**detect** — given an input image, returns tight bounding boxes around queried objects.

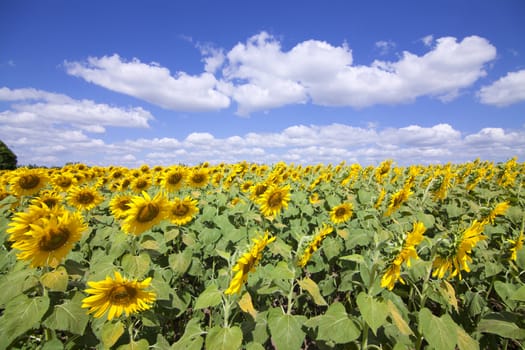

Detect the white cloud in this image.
[64,33,497,115]
[421,35,434,47]
[65,54,230,111]
[478,69,525,106]
[375,40,396,55]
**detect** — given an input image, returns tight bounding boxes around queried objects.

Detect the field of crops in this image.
[0,158,524,349]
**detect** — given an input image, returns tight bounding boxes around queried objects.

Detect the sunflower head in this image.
[188,168,210,188]
[161,167,187,192]
[67,186,104,211]
[257,184,291,217]
[121,191,168,235]
[330,203,353,224]
[9,168,48,196]
[167,196,199,225]
[82,271,156,320]
[110,194,133,220]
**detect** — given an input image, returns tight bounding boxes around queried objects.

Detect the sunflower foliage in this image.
[0,159,524,350]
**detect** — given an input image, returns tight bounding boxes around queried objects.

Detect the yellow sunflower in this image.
[121,191,168,235]
[9,168,48,196]
[12,210,87,268]
[67,186,104,211]
[225,232,276,295]
[188,167,210,188]
[51,172,77,192]
[329,202,353,224]
[32,190,63,209]
[167,196,199,225]
[109,194,133,220]
[297,224,333,267]
[6,203,61,242]
[130,175,152,194]
[82,271,156,320]
[161,166,187,192]
[257,184,291,217]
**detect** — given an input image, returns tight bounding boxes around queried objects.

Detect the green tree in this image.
[0,140,17,170]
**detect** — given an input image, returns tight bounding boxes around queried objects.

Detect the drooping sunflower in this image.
[82,271,156,320]
[385,186,413,216]
[167,196,199,225]
[257,184,291,217]
[297,224,333,267]
[161,166,187,192]
[431,220,486,280]
[380,222,426,290]
[9,168,48,196]
[109,194,133,220]
[508,229,524,261]
[67,186,104,211]
[121,191,168,235]
[12,210,87,268]
[483,201,510,225]
[225,232,276,295]
[329,202,353,224]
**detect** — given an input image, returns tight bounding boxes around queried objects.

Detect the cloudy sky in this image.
[1,0,524,167]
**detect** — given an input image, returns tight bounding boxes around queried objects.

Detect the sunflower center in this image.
[335,207,347,217]
[137,203,160,223]
[255,185,267,196]
[39,228,69,251]
[267,192,283,207]
[172,204,189,217]
[118,200,131,211]
[57,178,72,188]
[167,173,182,185]
[136,180,149,189]
[43,198,59,208]
[19,175,41,189]
[109,285,137,305]
[77,192,95,204]
[191,174,205,184]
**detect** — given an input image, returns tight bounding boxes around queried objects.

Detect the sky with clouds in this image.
[1,0,524,167]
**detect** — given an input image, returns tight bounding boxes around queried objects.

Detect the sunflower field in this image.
[0,158,524,350]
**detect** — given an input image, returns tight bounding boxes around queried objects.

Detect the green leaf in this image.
[171,318,204,350]
[356,292,388,335]
[267,308,306,350]
[117,338,149,350]
[121,253,151,279]
[387,300,413,336]
[204,326,243,350]
[194,283,222,309]
[510,285,525,302]
[297,277,327,306]
[41,266,69,292]
[304,302,360,344]
[477,318,525,340]
[418,308,458,350]
[415,212,435,229]
[245,342,265,350]
[269,261,295,280]
[456,325,479,350]
[101,321,125,348]
[0,294,50,349]
[169,248,193,275]
[339,254,365,264]
[43,292,89,335]
[0,267,39,307]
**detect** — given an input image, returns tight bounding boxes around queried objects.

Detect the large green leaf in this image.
[194,283,222,309]
[117,339,149,350]
[304,302,360,344]
[121,252,151,279]
[204,326,242,350]
[40,266,69,292]
[42,292,89,335]
[171,318,204,350]
[267,308,306,350]
[0,267,39,307]
[477,318,525,340]
[418,308,458,350]
[169,248,193,275]
[100,321,125,349]
[0,294,50,349]
[356,292,388,335]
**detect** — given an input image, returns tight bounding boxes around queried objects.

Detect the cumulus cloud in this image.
[65,54,230,111]
[478,69,525,106]
[64,32,497,115]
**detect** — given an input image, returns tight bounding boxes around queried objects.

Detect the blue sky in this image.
[1,0,524,167]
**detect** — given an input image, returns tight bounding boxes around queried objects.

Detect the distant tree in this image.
[0,140,17,170]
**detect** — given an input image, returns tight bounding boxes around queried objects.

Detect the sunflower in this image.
[257,184,291,217]
[385,186,413,216]
[130,175,152,194]
[297,224,333,267]
[32,190,63,209]
[508,229,524,261]
[225,232,276,295]
[161,166,187,192]
[67,186,104,211]
[51,172,77,192]
[188,167,210,188]
[167,196,199,225]
[329,202,353,224]
[109,194,133,220]
[6,203,61,242]
[9,168,48,196]
[483,201,510,225]
[12,210,87,268]
[250,183,269,201]
[82,271,156,320]
[121,191,168,235]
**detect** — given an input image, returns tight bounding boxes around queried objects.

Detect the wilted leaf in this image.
[41,266,68,292]
[238,292,257,319]
[387,300,414,336]
[297,277,327,306]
